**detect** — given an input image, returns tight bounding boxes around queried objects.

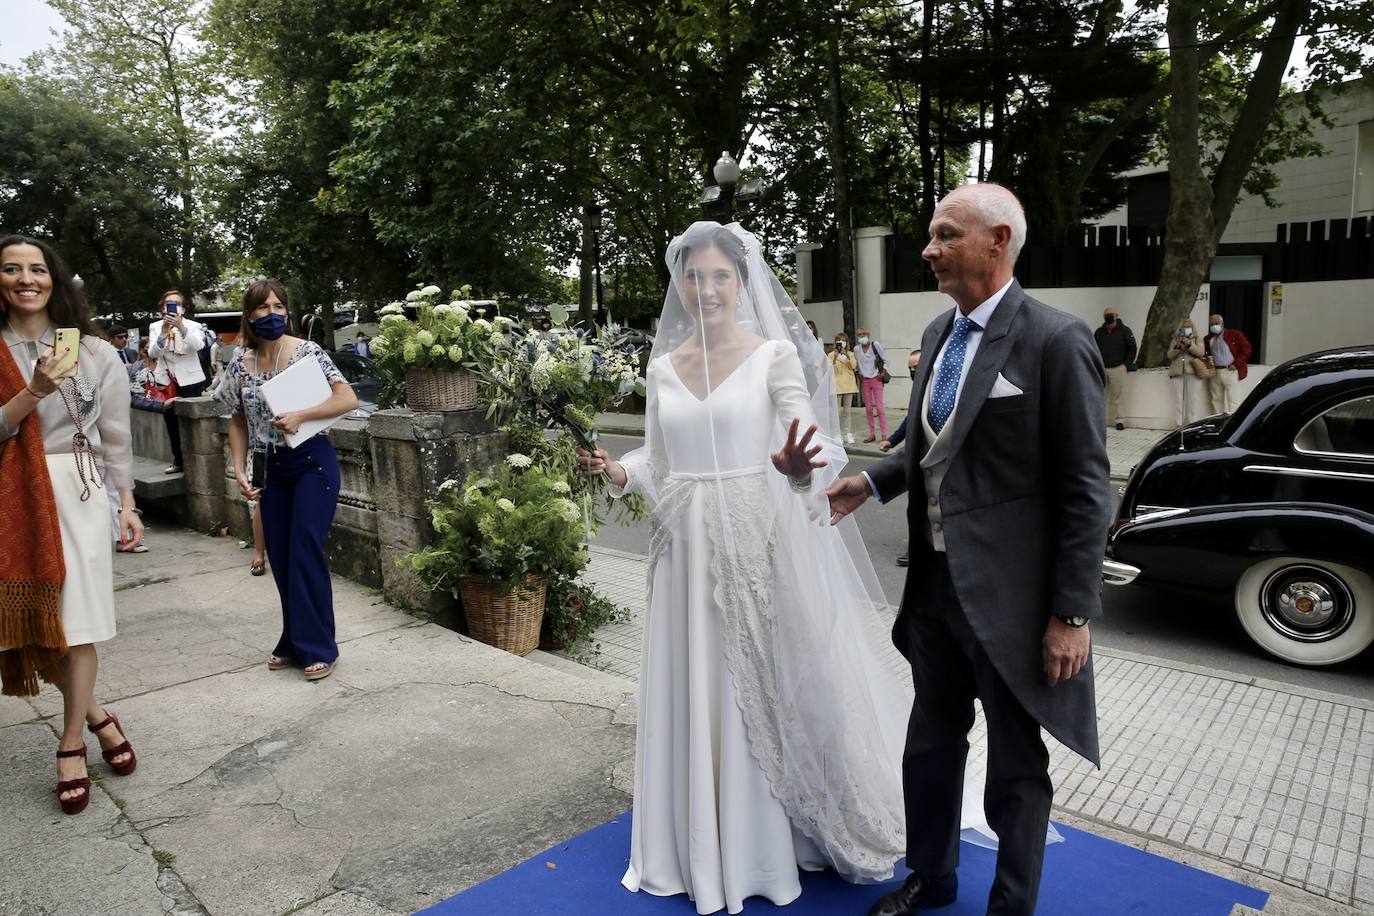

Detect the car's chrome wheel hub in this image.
[1260,565,1355,643]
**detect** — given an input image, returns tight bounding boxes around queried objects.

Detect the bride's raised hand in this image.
[771,417,828,482]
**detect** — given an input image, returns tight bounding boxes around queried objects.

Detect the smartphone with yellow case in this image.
[51,328,80,378]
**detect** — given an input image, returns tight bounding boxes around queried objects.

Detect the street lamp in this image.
[699,150,764,225]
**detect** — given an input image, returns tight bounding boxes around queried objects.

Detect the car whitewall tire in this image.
[1234,557,1374,666]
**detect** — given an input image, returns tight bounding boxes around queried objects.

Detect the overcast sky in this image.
[1,0,67,68]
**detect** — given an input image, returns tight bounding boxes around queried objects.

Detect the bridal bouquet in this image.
[484,312,646,449]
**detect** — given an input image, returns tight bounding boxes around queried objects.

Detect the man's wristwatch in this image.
[1056,615,1089,628]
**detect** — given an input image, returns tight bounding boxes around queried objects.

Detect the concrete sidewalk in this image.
[1,526,636,916]
[598,410,1164,483]
[2,523,1368,915]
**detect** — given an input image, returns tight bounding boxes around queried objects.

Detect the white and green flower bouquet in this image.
[484,307,646,449]
[369,284,515,407]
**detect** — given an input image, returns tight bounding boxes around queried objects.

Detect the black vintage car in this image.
[1104,346,1374,667]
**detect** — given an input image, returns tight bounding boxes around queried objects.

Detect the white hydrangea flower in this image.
[430,344,445,359]
[439,478,459,492]
[420,284,442,297]
[473,318,491,330]
[380,302,405,315]
[370,338,388,355]
[433,303,452,316]
[447,344,463,362]
[493,316,516,327]
[506,453,533,469]
[550,480,572,495]
[381,313,407,325]
[416,330,435,348]
[405,289,423,302]
[557,498,581,523]
[403,342,419,362]
[530,352,556,393]
[489,331,504,345]
[495,497,516,513]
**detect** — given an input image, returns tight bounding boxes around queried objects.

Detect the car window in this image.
[1295,395,1374,458]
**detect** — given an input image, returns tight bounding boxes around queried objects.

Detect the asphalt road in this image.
[593,433,1374,703]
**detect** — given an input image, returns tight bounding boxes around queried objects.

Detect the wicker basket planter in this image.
[459,573,547,656]
[406,367,478,410]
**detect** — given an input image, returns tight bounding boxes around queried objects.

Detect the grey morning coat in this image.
[868,280,1112,766]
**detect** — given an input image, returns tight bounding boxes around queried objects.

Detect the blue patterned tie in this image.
[928,316,976,434]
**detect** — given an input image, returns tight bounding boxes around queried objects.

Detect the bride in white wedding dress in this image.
[578,222,1000,915]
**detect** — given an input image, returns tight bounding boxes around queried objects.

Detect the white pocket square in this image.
[989,373,1023,398]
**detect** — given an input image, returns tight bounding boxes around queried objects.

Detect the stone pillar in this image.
[368,408,507,627]
[854,226,893,339]
[793,242,822,305]
[175,396,235,536]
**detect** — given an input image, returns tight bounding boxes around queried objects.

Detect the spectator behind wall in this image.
[147,290,207,474]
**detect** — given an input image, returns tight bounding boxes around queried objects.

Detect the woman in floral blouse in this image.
[216,279,356,681]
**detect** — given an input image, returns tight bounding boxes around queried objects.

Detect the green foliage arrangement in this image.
[543,573,631,659]
[369,284,515,405]
[407,456,588,594]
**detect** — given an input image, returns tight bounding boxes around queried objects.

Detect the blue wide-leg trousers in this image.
[260,436,340,666]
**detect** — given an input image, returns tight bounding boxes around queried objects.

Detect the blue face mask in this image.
[253,313,288,340]
[1209,324,1222,335]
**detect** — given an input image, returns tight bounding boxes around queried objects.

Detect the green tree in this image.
[0,73,183,321]
[209,0,415,334]
[40,0,229,298]
[1137,0,1374,366]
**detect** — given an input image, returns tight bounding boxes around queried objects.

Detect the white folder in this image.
[258,354,342,448]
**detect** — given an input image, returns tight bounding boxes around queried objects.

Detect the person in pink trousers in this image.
[854,326,889,442]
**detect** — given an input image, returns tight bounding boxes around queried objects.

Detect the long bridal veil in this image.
[617,222,1008,883]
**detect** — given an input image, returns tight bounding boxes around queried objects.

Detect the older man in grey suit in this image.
[827,183,1111,916]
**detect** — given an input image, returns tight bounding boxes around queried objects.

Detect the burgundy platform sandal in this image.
[89,711,137,776]
[55,745,92,815]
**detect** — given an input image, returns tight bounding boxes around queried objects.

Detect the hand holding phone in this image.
[51,328,80,379]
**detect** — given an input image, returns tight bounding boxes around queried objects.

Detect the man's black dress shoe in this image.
[896,552,909,567]
[868,871,957,915]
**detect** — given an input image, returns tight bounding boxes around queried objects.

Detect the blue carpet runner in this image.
[419,815,1269,915]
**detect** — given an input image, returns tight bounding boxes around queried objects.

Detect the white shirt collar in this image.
[962,277,1015,330]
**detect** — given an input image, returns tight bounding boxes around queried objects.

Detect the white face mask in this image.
[1209,324,1222,334]
[835,340,846,350]
[1180,327,1193,337]
[857,336,870,346]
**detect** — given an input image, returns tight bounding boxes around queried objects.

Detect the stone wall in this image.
[169,397,506,627]
[129,406,174,464]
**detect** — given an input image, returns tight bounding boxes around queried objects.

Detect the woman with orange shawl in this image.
[0,236,143,815]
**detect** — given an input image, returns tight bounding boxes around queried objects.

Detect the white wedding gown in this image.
[615,341,996,915]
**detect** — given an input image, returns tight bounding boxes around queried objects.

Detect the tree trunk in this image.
[579,202,596,326]
[1139,0,1309,366]
[827,15,857,339]
[1139,0,1213,368]
[1208,0,1309,243]
[917,0,936,229]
